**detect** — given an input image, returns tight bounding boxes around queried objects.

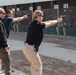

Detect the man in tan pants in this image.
[23,10,63,75]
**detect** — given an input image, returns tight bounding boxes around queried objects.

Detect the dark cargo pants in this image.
[0,47,10,75]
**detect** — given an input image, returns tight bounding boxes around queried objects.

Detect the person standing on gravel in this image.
[4,9,28,38]
[0,8,11,75]
[22,10,63,75]
[1,9,28,72]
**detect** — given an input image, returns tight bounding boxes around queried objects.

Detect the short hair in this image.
[0,8,5,14]
[6,9,12,14]
[32,10,43,20]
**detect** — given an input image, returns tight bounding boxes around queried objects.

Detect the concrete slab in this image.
[39,42,76,63]
[8,39,24,51]
[8,39,76,63]
[0,69,27,75]
[12,69,27,75]
[0,64,27,75]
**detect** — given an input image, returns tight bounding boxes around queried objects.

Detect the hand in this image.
[57,18,63,23]
[5,46,10,51]
[23,15,28,19]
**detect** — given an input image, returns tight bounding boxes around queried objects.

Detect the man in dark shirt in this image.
[4,9,27,38]
[3,15,13,38]
[1,9,27,72]
[23,10,63,75]
[0,8,11,75]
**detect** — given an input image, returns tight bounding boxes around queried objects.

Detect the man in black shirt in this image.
[23,10,63,75]
[0,8,10,75]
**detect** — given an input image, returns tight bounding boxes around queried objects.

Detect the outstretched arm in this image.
[12,15,28,22]
[42,18,63,28]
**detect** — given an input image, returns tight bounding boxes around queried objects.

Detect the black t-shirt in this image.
[25,20,45,51]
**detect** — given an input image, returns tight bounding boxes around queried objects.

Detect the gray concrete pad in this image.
[8,39,24,51]
[39,42,76,63]
[8,39,76,63]
[0,69,27,75]
[11,69,27,75]
[0,64,27,75]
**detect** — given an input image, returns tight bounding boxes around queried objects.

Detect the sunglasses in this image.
[2,13,5,14]
[0,12,5,14]
[39,15,44,17]
[41,15,44,17]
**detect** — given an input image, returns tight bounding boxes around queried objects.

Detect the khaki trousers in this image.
[22,43,42,75]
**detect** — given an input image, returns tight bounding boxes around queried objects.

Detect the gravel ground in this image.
[9,31,76,75]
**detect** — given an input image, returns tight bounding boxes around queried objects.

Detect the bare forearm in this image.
[50,20,58,25]
[13,15,27,22]
[44,20,57,28]
[17,17,24,21]
[13,17,24,22]
[45,18,63,28]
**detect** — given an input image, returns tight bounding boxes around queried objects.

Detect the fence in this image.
[12,8,76,37]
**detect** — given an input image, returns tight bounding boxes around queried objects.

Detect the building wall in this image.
[17,1,51,10]
[1,0,76,11]
[59,0,76,9]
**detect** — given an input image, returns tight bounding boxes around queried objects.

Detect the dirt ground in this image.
[10,32,76,75]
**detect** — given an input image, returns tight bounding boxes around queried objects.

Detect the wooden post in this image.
[54,4,59,38]
[13,24,16,32]
[13,5,20,32]
[16,24,19,32]
[56,25,59,38]
[63,26,66,38]
[13,5,17,32]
